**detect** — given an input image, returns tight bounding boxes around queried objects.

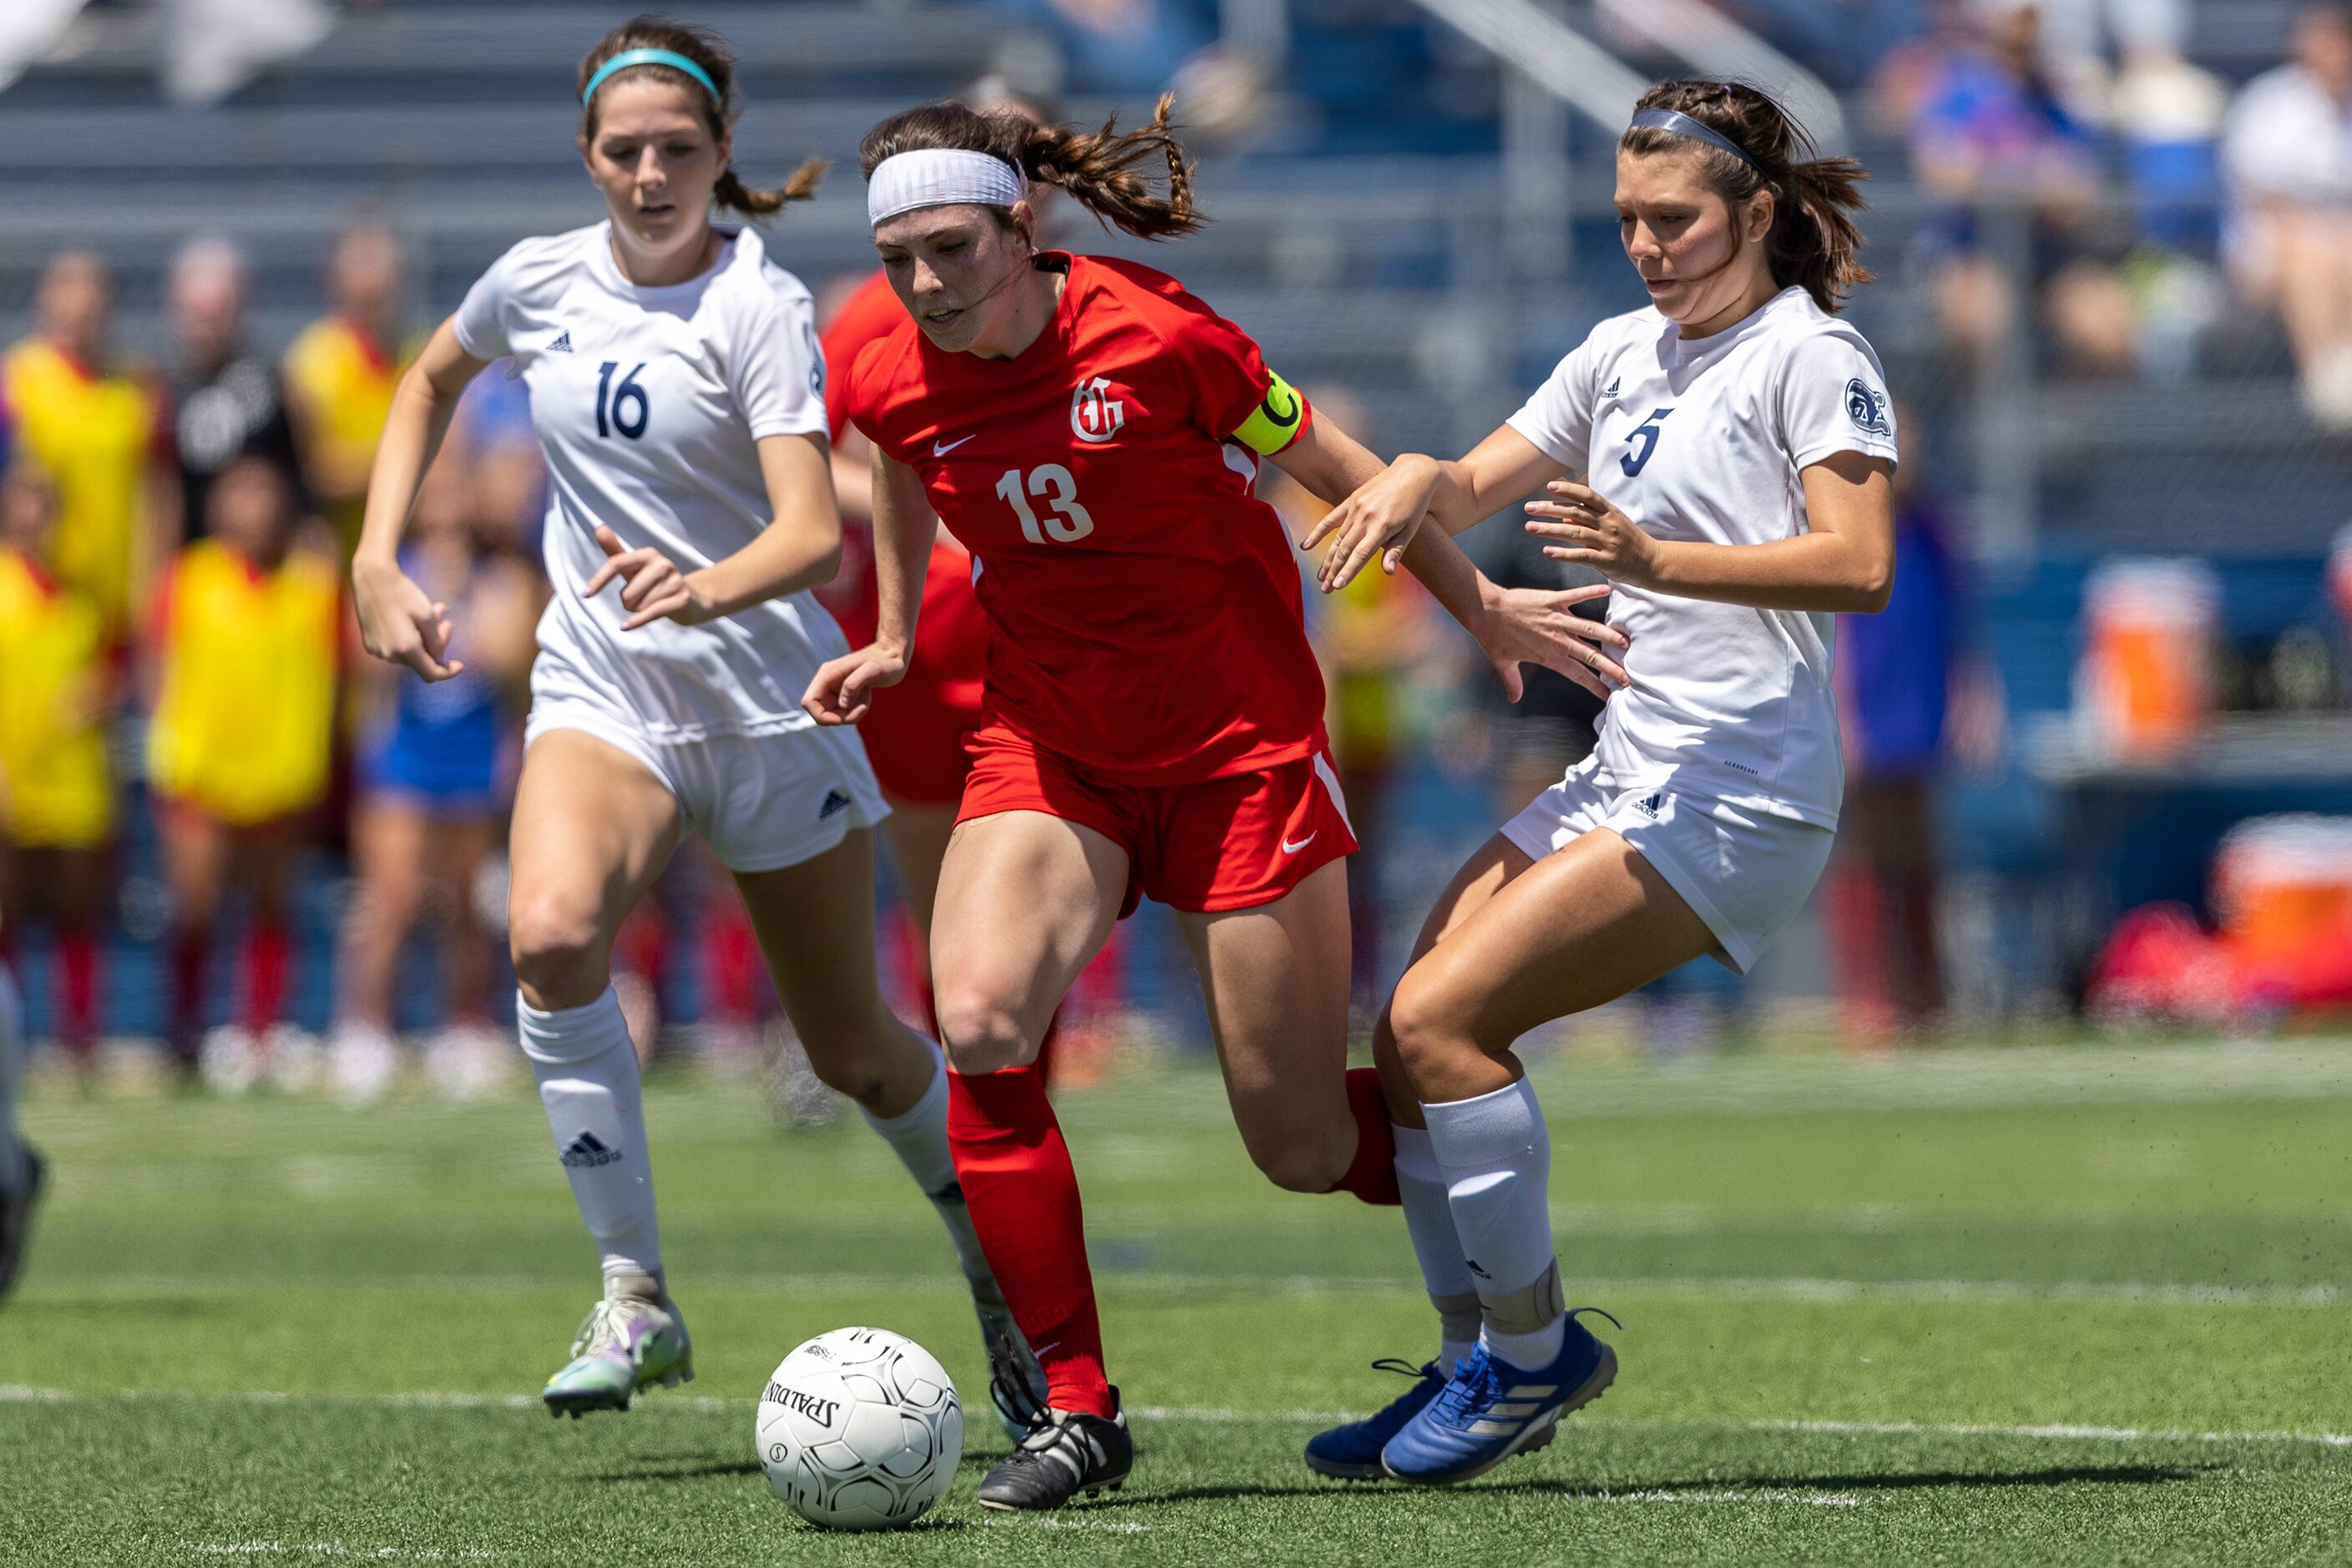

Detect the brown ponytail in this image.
[578,16,825,220]
[858,94,1204,240]
[1621,79,1871,312]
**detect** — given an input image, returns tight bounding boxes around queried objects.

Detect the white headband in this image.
[867,148,1028,226]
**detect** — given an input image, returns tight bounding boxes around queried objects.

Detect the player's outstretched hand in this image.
[584,525,717,631]
[1524,481,1661,589]
[352,554,465,682]
[1475,581,1631,703]
[1303,456,1440,593]
[802,642,908,727]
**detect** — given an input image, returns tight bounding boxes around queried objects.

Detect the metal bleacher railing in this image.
[2,1,2346,567]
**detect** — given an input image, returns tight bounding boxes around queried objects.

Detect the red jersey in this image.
[846,253,1318,785]
[820,270,990,802]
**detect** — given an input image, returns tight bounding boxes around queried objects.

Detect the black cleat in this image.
[977,1393,1134,1510]
[0,1147,45,1302]
[974,1282,1050,1441]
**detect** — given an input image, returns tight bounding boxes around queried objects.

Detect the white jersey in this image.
[1506,286,1899,828]
[453,221,842,742]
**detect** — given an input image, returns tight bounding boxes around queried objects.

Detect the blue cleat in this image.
[1304,1358,1448,1479]
[1380,1310,1619,1485]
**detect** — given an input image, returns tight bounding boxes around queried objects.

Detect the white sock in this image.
[0,967,26,1192]
[860,1046,992,1282]
[1393,1122,1480,1374]
[518,989,662,1287]
[1423,1077,1564,1371]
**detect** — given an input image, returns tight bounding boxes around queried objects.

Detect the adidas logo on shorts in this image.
[818,787,852,821]
[1632,791,1665,818]
[559,1130,622,1168]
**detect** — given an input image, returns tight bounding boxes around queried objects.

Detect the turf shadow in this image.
[1089,1462,2214,1509]
[587,1459,766,1482]
[587,1447,1013,1485]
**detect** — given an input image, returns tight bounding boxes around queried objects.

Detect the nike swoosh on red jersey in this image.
[933,433,977,455]
[1281,832,1317,855]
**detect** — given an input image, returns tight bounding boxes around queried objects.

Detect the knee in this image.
[798,1011,903,1103]
[1247,1131,1353,1195]
[1386,968,1469,1085]
[933,988,1034,1077]
[508,893,608,1009]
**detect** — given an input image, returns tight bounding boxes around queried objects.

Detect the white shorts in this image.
[1500,760,1834,974]
[526,685,888,877]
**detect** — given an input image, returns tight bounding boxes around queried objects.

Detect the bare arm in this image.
[350,317,489,679]
[1268,414,1628,699]
[1525,449,1895,614]
[1299,425,1564,590]
[579,431,842,630]
[802,444,936,726]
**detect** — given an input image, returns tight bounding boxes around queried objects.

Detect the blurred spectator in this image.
[1895,2,2140,377]
[144,454,343,1079]
[449,367,547,554]
[2,251,170,639]
[161,236,303,549]
[2108,39,2227,255]
[0,466,113,1062]
[1827,436,2003,1045]
[285,220,410,554]
[2222,3,2352,427]
[329,458,541,1104]
[1007,0,1213,96]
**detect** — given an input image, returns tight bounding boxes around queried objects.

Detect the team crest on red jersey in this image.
[1070,376,1127,444]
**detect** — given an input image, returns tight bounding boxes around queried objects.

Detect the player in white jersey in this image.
[350,18,1044,1427]
[1299,78,1899,1484]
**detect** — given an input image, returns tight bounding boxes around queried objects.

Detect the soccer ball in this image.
[756,1328,963,1530]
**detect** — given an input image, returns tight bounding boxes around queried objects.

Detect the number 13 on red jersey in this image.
[995,464,1097,544]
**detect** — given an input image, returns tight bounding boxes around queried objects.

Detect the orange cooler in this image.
[2211,816,2352,965]
[2074,558,2218,758]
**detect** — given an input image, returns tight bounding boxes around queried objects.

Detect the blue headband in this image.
[581,48,720,107]
[1626,108,1758,169]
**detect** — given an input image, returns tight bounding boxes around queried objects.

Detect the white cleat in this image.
[199,1025,264,1096]
[425,1021,515,1102]
[327,1022,401,1105]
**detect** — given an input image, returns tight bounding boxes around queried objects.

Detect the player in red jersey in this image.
[805,98,1629,1510]
[817,83,1075,1075]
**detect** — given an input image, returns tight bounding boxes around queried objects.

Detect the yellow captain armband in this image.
[1232,371,1310,457]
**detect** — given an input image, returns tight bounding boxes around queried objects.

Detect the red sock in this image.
[169,928,210,1052]
[709,915,760,1026]
[946,1067,1114,1419]
[1330,1067,1402,1206]
[242,923,291,1030]
[58,930,100,1054]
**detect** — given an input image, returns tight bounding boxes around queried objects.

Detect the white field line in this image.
[37,1272,2352,1309]
[11,1384,2350,1450]
[1753,1417,2352,1449]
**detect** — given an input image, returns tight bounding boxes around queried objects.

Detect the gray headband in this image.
[1626,108,1759,169]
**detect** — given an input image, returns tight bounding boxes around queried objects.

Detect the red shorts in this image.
[956,724,1358,916]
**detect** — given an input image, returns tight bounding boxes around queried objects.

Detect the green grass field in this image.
[7,1038,2352,1565]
